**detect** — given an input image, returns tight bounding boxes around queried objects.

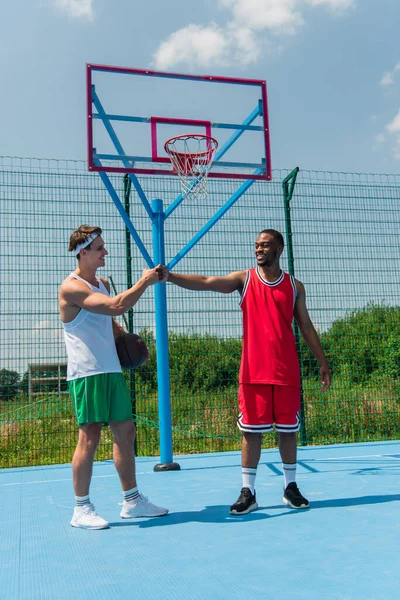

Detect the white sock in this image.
[123,486,139,502]
[75,494,90,507]
[282,463,297,488]
[242,467,257,495]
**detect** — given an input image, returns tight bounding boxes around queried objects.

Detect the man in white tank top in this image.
[59,225,169,529]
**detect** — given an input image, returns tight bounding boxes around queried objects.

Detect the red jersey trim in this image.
[289,274,298,310]
[255,267,284,287]
[239,270,250,307]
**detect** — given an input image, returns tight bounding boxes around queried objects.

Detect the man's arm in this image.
[112,318,126,338]
[294,279,331,392]
[100,278,128,336]
[62,266,167,317]
[168,271,246,294]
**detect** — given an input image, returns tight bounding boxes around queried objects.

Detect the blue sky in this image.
[1,0,400,174]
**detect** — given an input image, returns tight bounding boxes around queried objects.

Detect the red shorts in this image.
[237,384,301,433]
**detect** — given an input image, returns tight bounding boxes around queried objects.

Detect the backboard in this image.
[86,64,271,181]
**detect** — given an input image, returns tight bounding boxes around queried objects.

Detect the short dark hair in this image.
[258,229,284,248]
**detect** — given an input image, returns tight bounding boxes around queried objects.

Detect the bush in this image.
[135,329,242,394]
[320,303,400,382]
[298,303,400,383]
[0,369,21,401]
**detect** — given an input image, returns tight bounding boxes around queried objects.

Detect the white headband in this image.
[71,233,99,256]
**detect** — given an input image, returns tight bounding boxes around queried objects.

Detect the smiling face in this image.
[254,232,283,268]
[80,235,108,268]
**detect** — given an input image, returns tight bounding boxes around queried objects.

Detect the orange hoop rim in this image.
[164,133,218,159]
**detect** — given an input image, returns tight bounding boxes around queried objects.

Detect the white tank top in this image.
[63,273,122,381]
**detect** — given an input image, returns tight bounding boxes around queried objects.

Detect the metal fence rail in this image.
[1,156,400,467]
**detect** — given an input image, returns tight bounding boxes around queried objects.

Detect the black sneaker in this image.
[283,482,309,509]
[230,487,258,515]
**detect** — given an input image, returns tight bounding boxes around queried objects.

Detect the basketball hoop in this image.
[164,134,218,200]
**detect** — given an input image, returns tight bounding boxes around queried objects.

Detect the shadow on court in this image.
[265,492,400,512]
[107,492,400,528]
[108,503,270,527]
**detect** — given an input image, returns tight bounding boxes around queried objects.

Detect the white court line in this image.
[307,453,400,461]
[1,472,146,487]
[2,453,399,487]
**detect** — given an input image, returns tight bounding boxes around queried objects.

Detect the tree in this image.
[300,303,400,383]
[0,369,21,401]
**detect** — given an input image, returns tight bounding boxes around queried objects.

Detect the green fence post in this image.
[123,175,137,452]
[282,167,307,446]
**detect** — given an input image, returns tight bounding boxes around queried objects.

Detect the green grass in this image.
[302,374,400,444]
[1,375,400,468]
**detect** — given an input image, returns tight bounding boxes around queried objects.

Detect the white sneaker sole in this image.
[120,509,169,519]
[230,501,258,516]
[70,521,109,530]
[283,497,309,509]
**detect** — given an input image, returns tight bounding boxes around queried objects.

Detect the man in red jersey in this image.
[168,229,331,515]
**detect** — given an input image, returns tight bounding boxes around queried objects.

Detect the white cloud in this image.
[380,73,394,87]
[372,132,386,154]
[377,109,400,160]
[154,24,231,70]
[304,0,355,11]
[33,320,64,342]
[393,143,400,160]
[375,133,385,144]
[379,63,400,87]
[34,320,51,330]
[54,0,94,21]
[385,109,400,135]
[227,25,263,64]
[220,0,304,35]
[153,0,355,70]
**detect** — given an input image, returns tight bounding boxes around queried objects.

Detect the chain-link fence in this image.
[1,156,400,467]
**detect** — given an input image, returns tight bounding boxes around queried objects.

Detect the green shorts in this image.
[68,373,132,427]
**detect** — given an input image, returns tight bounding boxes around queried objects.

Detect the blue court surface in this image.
[1,441,400,600]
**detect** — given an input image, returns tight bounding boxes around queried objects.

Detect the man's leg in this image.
[109,419,137,491]
[278,431,297,465]
[278,431,309,509]
[70,422,109,529]
[274,385,308,509]
[278,430,298,489]
[242,431,262,468]
[230,432,262,515]
[72,422,102,496]
[231,384,273,515]
[109,420,168,518]
[241,431,262,493]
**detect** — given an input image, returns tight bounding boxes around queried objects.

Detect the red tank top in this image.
[239,268,300,387]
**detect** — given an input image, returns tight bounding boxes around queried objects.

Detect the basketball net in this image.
[164,134,218,200]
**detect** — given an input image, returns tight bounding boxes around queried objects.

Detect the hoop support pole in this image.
[92,87,154,221]
[167,170,261,270]
[152,199,180,471]
[98,170,154,268]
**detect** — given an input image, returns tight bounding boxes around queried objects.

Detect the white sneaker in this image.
[70,503,109,530]
[120,494,169,518]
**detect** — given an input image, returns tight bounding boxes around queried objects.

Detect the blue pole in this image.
[97,171,155,268]
[167,170,261,270]
[92,87,154,220]
[151,199,180,471]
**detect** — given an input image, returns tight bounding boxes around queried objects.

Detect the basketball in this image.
[115,333,149,370]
